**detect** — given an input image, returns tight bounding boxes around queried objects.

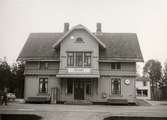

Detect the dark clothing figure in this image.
[1,92,7,105]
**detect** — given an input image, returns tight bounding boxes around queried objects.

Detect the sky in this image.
[0,0,167,73]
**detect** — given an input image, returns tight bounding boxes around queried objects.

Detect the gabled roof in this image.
[17,26,143,62]
[52,24,106,48]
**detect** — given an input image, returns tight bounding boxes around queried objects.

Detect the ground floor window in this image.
[39,78,48,93]
[67,79,73,94]
[137,89,148,97]
[111,78,121,95]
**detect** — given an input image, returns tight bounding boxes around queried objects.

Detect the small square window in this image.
[143,81,147,86]
[111,62,121,70]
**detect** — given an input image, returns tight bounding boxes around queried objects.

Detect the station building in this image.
[18,23,143,104]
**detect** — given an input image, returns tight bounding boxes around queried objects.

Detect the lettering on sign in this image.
[68,68,90,73]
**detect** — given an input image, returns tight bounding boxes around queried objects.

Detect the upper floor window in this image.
[84,52,91,67]
[67,52,74,66]
[39,78,48,93]
[111,62,121,70]
[75,37,84,43]
[143,81,147,86]
[67,52,91,67]
[76,52,83,67]
[39,62,48,69]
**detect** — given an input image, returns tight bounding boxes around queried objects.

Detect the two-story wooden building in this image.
[18,23,143,104]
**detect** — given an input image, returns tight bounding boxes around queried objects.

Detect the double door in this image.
[74,79,84,100]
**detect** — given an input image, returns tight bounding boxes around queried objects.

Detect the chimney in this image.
[64,23,69,33]
[96,23,102,34]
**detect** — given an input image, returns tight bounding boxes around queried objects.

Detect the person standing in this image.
[1,88,8,105]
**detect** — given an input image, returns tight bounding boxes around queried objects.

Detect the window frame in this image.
[66,51,92,67]
[39,78,48,93]
[84,52,91,67]
[75,52,83,67]
[111,78,121,95]
[111,62,121,70]
[39,62,49,70]
[143,81,147,86]
[67,52,75,66]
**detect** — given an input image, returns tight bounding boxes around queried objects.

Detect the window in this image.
[39,62,48,69]
[143,81,147,86]
[76,52,83,67]
[111,78,121,95]
[143,90,148,96]
[86,80,92,95]
[75,37,84,43]
[67,52,74,66]
[111,62,121,70]
[67,79,73,94]
[39,78,48,93]
[84,52,91,67]
[137,89,148,97]
[67,52,92,67]
[137,90,142,96]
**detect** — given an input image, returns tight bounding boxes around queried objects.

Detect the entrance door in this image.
[74,79,84,100]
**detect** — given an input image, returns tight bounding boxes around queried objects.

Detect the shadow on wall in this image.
[0,114,42,120]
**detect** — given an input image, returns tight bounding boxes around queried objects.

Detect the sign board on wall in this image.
[68,68,91,73]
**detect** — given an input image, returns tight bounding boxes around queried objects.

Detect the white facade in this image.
[135,80,151,99]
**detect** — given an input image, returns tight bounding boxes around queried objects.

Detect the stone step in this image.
[107,99,128,105]
[64,100,92,105]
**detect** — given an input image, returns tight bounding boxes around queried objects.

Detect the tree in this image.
[0,58,11,92]
[11,61,25,98]
[0,58,25,98]
[160,60,167,100]
[143,59,162,100]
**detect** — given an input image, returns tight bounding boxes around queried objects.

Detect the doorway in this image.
[74,79,84,100]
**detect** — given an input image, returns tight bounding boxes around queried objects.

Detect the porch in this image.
[60,78,98,102]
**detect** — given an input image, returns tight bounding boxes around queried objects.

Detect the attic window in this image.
[75,37,84,43]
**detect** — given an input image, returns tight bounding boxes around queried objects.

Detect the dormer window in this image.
[75,37,84,43]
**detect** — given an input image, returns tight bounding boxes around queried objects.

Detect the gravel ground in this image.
[0,101,167,120]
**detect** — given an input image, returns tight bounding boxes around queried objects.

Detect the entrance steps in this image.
[64,100,92,105]
[107,98,128,105]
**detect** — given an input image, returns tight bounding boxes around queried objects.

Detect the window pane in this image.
[84,52,91,67]
[111,63,116,69]
[111,78,121,95]
[39,78,48,93]
[76,52,83,67]
[143,81,147,86]
[67,52,74,66]
[137,89,142,96]
[40,62,48,69]
[117,63,121,69]
[143,90,148,96]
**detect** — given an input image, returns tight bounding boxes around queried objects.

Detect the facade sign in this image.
[68,68,91,73]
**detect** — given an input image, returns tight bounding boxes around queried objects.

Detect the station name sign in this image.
[68,68,91,73]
